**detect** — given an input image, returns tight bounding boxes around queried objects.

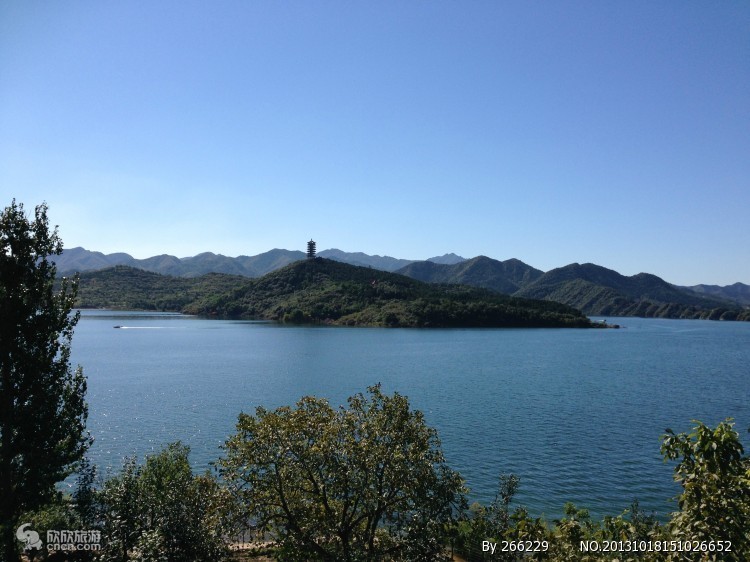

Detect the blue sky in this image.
[2,1,748,285]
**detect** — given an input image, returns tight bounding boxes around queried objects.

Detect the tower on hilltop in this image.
[307,239,316,259]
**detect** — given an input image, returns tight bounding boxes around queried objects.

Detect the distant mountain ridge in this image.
[56,247,749,321]
[397,256,543,294]
[56,247,306,278]
[680,282,750,307]
[513,263,743,319]
[397,259,748,321]
[317,249,414,271]
[54,247,468,277]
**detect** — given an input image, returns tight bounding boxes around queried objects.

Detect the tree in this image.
[0,200,90,561]
[220,384,466,561]
[96,443,234,562]
[661,419,750,561]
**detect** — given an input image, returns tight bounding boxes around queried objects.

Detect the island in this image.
[73,258,601,328]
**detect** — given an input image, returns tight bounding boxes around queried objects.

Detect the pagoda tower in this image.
[307,239,316,259]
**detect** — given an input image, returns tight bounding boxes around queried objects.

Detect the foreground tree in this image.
[96,443,233,562]
[0,201,90,561]
[220,384,466,561]
[661,419,750,561]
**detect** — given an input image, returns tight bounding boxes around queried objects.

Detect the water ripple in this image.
[71,312,750,520]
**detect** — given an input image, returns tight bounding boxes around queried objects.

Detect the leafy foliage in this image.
[219,385,466,561]
[661,420,750,560]
[14,387,749,561]
[95,443,233,562]
[0,200,90,561]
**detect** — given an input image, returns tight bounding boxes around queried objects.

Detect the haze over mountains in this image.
[56,247,750,320]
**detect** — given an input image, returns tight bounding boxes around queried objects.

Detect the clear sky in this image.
[2,1,748,285]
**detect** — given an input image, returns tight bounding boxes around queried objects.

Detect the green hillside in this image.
[682,282,750,306]
[397,259,749,321]
[396,255,543,294]
[74,259,595,328]
[60,248,750,322]
[515,263,750,320]
[73,266,249,310]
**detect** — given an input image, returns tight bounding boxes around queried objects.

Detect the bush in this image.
[96,443,233,562]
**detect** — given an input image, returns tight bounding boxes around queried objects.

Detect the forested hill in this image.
[681,282,750,307]
[397,258,750,321]
[59,247,748,321]
[514,263,750,321]
[71,266,249,311]
[397,256,544,294]
[74,259,595,328]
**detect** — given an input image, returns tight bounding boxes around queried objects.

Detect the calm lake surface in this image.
[70,310,750,520]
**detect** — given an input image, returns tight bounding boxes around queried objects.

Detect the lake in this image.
[69,310,750,520]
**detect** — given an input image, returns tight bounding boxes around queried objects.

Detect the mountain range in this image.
[55,247,749,320]
[55,247,466,278]
[74,259,594,328]
[395,257,749,320]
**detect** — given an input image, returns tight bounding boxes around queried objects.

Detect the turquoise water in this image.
[70,310,750,520]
